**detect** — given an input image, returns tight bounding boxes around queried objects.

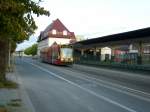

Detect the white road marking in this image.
[63,68,150,102]
[87,74,150,97]
[26,61,137,112]
[73,65,150,96]
[28,57,150,97]
[58,68,150,102]
[37,62,150,101]
[83,71,150,97]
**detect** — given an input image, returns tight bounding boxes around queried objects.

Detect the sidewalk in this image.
[0,67,35,112]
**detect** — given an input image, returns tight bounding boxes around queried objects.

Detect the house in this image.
[37,18,76,56]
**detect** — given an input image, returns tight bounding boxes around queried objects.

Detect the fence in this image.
[74,50,150,71]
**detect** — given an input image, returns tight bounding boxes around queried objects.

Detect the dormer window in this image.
[63,30,67,35]
[52,29,56,35]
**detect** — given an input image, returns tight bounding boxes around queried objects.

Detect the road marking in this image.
[26,59,150,101]
[26,61,137,112]
[42,64,150,102]
[84,72,150,96]
[64,67,150,97]
[39,62,150,100]
[23,57,150,94]
[74,65,150,97]
[89,75,150,97]
[60,68,150,102]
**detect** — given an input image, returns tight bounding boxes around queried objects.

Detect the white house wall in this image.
[37,37,72,56]
[48,37,71,46]
[37,38,49,56]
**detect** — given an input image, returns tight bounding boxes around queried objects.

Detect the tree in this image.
[24,47,32,55]
[31,44,37,56]
[0,0,50,81]
[24,44,37,56]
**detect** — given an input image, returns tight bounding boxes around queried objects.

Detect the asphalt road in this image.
[16,57,150,112]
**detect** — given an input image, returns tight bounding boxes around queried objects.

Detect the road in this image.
[16,57,150,112]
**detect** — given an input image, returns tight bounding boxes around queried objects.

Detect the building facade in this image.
[73,27,150,69]
[37,19,76,56]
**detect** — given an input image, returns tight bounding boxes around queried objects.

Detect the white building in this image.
[37,19,76,56]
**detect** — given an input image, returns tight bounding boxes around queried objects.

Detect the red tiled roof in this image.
[38,18,75,41]
[45,19,70,32]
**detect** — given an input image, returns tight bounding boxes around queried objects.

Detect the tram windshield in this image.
[60,48,73,59]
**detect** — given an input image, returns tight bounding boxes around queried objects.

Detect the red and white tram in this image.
[40,43,74,65]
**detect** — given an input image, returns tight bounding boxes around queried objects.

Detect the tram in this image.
[40,43,74,65]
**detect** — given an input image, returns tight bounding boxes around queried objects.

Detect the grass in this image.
[0,80,18,89]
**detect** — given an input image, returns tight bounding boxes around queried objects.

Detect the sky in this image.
[16,0,150,51]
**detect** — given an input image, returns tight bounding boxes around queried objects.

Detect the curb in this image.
[14,66,36,112]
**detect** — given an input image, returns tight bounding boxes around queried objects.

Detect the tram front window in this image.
[60,48,73,60]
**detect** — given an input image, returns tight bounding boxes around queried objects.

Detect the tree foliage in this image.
[24,44,37,56]
[0,0,50,42]
[0,0,50,81]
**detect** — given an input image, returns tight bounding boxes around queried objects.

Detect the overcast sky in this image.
[16,0,150,51]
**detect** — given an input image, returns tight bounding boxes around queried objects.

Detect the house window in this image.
[52,29,56,35]
[63,30,67,35]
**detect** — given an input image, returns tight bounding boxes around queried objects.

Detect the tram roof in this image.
[75,27,150,46]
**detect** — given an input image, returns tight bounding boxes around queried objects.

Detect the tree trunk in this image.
[0,40,8,82]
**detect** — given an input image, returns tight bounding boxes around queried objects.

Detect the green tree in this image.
[31,44,37,56]
[24,47,32,55]
[24,44,37,56]
[0,0,50,81]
